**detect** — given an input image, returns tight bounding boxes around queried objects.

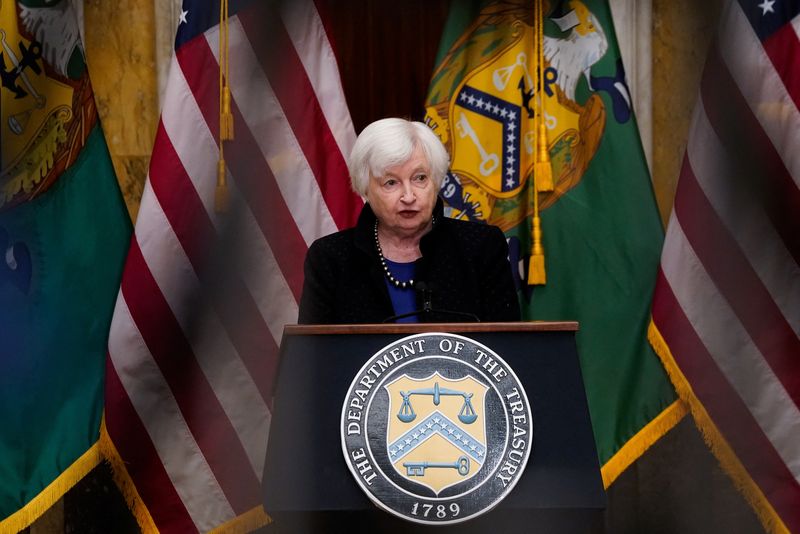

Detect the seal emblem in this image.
[424,0,611,228]
[1,0,96,210]
[341,333,532,524]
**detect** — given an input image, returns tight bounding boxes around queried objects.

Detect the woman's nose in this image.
[400,183,415,202]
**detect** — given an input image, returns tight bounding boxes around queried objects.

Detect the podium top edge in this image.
[283,321,579,336]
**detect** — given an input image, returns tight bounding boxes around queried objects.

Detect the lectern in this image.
[262,322,605,533]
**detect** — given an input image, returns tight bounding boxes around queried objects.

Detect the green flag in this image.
[0,1,131,529]
[425,0,682,485]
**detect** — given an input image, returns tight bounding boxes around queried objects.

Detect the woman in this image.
[298,118,520,324]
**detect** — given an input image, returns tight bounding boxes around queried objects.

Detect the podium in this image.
[262,322,605,533]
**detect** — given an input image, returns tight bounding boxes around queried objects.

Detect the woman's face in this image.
[366,146,438,238]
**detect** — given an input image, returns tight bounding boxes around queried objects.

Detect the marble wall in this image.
[82,0,160,221]
[651,0,724,222]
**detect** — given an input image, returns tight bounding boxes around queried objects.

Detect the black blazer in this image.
[298,198,521,324]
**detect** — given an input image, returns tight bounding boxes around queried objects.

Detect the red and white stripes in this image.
[652,2,800,531]
[105,1,361,531]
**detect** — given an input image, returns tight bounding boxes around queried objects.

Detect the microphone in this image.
[381,281,481,323]
[417,281,433,313]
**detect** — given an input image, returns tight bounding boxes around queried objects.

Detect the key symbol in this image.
[403,456,471,476]
[456,112,499,177]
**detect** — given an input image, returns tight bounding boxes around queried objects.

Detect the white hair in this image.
[348,118,450,197]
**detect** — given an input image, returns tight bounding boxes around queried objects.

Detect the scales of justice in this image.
[394,382,479,478]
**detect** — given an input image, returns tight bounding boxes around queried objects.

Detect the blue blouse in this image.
[384,259,418,323]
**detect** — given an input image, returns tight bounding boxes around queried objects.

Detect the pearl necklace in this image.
[374,220,414,289]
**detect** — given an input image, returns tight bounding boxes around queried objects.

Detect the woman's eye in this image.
[413,174,428,182]
[383,179,398,187]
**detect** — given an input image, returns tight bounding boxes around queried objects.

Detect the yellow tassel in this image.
[216,159,229,213]
[535,161,553,192]
[526,0,547,287]
[219,0,233,141]
[535,124,553,191]
[528,252,546,285]
[221,86,234,140]
[528,215,546,284]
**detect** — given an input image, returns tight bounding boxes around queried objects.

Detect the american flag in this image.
[102,0,361,531]
[650,0,800,531]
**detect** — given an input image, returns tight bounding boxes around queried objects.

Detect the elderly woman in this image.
[298,118,519,324]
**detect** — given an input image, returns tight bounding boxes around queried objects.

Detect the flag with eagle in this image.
[425,0,681,486]
[0,0,130,530]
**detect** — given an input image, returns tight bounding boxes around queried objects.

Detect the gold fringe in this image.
[98,418,159,534]
[0,442,102,533]
[600,399,687,488]
[208,505,272,534]
[648,321,789,534]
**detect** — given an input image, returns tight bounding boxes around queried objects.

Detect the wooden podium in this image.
[261,322,605,533]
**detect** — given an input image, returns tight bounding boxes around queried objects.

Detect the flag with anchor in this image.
[425,0,680,488]
[384,373,489,494]
[0,1,130,531]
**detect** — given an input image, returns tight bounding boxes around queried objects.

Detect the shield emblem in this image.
[1,0,84,209]
[384,372,489,495]
[447,23,539,199]
[448,22,584,200]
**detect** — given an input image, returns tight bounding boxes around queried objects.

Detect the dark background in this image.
[324,0,451,133]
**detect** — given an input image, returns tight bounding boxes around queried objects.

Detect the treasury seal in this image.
[340,332,532,525]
